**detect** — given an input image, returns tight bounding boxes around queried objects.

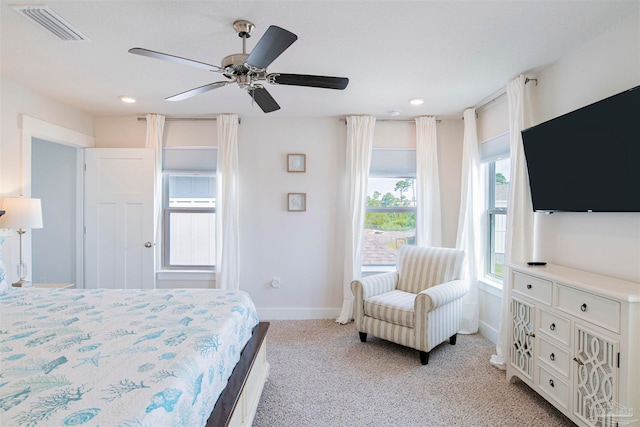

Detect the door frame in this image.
[21,115,95,288]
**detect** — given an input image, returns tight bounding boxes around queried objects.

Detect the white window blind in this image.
[369,148,416,177]
[480,131,510,164]
[163,147,216,172]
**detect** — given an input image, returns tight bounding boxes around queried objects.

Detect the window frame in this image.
[162,171,216,271]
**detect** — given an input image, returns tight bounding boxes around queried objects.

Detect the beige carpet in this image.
[253,319,574,427]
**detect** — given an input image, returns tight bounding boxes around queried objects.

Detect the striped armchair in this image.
[351,245,466,365]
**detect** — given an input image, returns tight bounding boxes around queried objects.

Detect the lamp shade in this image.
[0,197,43,229]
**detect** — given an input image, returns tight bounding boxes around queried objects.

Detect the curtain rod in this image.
[137,117,241,124]
[339,118,441,124]
[474,78,538,112]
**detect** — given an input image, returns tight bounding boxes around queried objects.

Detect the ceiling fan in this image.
[129,20,349,113]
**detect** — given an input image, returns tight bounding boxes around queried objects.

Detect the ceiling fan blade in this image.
[166,82,229,101]
[129,47,223,73]
[269,73,349,90]
[245,26,297,70]
[248,87,280,113]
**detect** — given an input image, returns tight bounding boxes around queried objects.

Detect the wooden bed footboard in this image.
[207,321,270,427]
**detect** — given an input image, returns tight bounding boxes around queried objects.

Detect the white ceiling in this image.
[1,1,638,119]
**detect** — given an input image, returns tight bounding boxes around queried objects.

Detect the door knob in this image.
[144,242,153,248]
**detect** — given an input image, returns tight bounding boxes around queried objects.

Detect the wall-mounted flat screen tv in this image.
[521,85,640,212]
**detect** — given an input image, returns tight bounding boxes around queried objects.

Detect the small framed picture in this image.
[287,154,306,173]
[288,193,306,212]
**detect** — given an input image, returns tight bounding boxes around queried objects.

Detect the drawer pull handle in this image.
[580,303,587,312]
[526,332,535,338]
[573,357,584,366]
[526,284,532,289]
[549,323,556,331]
[550,353,555,361]
[549,379,555,387]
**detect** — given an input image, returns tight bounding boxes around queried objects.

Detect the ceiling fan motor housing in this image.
[221,53,249,76]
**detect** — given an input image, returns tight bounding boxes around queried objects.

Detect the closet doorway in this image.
[31,138,81,286]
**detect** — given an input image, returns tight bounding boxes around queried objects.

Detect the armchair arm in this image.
[414,279,468,352]
[415,279,468,313]
[350,272,399,300]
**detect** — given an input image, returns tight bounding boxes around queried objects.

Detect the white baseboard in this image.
[479,320,499,344]
[258,307,341,320]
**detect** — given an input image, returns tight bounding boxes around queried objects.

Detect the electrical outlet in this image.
[270,277,281,288]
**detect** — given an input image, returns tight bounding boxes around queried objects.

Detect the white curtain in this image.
[415,116,442,247]
[336,115,375,324]
[216,114,240,290]
[490,75,535,369]
[145,113,165,284]
[456,108,484,334]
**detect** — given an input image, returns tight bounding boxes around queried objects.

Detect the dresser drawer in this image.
[537,365,569,410]
[538,337,570,377]
[537,309,570,346]
[512,272,552,305]
[556,285,620,333]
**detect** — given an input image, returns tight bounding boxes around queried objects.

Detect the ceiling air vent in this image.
[12,5,89,41]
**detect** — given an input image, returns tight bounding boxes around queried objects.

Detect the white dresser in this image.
[506,262,639,427]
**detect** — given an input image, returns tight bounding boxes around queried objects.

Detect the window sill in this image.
[478,276,503,298]
[361,265,395,277]
[157,270,216,281]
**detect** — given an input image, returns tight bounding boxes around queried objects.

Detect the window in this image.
[363,149,416,267]
[162,148,216,270]
[487,159,510,278]
[481,132,510,280]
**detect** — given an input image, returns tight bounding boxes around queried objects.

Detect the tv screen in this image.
[521,85,640,212]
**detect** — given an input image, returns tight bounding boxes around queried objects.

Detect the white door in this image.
[84,148,155,289]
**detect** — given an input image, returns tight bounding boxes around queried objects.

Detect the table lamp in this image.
[0,197,43,287]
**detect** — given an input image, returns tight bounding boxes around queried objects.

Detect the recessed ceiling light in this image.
[120,96,136,104]
[409,97,424,106]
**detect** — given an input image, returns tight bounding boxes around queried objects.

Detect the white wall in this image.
[438,120,463,248]
[238,117,345,318]
[532,12,640,283]
[94,116,218,148]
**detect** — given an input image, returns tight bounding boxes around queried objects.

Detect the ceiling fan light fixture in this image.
[119,96,136,104]
[409,97,424,106]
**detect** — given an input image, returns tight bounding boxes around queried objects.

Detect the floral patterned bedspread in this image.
[0,288,259,427]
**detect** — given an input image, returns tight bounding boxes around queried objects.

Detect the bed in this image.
[0,287,269,427]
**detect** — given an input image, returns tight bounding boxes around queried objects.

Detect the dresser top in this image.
[508,262,640,302]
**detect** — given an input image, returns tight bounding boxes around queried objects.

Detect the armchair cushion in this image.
[396,246,464,294]
[364,290,415,328]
